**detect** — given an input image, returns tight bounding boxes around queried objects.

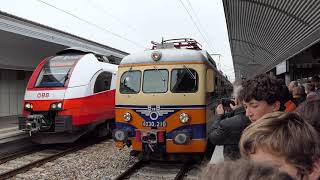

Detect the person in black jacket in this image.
[208,82,250,160]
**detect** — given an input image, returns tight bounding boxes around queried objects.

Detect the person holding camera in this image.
[208,82,250,160]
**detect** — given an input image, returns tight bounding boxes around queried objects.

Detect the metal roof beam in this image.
[241,0,310,26]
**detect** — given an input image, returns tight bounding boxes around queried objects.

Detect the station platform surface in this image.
[0,116,28,144]
[0,115,19,129]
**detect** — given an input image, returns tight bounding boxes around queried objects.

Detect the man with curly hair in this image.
[240,74,283,122]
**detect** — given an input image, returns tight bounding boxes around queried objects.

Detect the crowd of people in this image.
[205,74,320,180]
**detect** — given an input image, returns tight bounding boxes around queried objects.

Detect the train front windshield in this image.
[35,55,80,88]
[119,68,198,94]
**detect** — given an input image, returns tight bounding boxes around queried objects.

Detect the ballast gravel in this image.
[11,140,136,180]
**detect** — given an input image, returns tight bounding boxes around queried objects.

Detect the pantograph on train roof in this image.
[120,38,217,66]
[151,38,202,50]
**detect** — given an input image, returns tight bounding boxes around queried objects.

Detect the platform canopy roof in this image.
[0,10,128,70]
[223,0,320,79]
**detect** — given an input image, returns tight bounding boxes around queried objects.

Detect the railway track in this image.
[114,160,195,180]
[0,138,107,180]
[0,146,47,166]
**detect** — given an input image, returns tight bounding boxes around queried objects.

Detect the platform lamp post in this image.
[210,53,222,70]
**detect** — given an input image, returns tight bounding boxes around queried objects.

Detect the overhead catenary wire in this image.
[178,0,215,53]
[86,0,138,33]
[35,0,146,48]
[179,0,236,79]
[86,0,149,47]
[180,0,235,77]
[185,0,215,51]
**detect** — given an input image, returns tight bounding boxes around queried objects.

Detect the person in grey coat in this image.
[208,82,250,160]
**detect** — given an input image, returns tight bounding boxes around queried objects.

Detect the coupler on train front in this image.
[113,127,205,161]
[19,110,86,144]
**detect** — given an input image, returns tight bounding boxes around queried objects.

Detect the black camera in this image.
[218,98,236,107]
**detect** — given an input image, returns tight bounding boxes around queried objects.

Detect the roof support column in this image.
[285,73,291,86]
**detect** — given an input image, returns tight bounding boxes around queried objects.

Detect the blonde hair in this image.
[240,112,320,176]
[201,159,294,180]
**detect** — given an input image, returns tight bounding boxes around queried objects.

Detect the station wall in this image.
[0,69,31,117]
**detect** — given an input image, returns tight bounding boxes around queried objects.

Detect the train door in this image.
[206,68,215,131]
[91,71,114,122]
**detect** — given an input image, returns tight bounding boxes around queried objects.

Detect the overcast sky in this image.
[1,0,235,81]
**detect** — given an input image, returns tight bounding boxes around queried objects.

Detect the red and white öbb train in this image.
[19,48,118,144]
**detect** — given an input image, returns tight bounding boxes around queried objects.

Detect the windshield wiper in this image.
[56,68,71,84]
[63,68,72,83]
[153,65,166,86]
[183,65,196,80]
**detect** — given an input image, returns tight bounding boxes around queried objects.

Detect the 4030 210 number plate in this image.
[142,121,167,127]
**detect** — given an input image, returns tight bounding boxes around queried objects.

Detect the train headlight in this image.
[50,102,63,111]
[57,102,63,109]
[24,102,33,111]
[123,112,132,122]
[179,113,189,123]
[112,129,128,142]
[25,103,31,109]
[173,132,190,145]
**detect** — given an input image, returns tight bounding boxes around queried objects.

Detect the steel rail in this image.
[0,139,106,180]
[0,146,45,165]
[174,161,193,180]
[113,160,145,180]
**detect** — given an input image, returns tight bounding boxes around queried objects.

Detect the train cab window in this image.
[215,76,220,90]
[94,72,112,93]
[120,70,141,94]
[171,68,198,93]
[143,69,168,93]
[35,55,79,88]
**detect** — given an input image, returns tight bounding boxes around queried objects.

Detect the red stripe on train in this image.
[23,90,115,126]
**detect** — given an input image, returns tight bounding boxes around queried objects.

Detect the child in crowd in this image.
[239,112,320,180]
[201,159,294,180]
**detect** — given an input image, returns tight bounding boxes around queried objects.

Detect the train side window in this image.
[215,76,218,88]
[207,69,214,92]
[94,71,112,93]
[171,68,198,93]
[120,70,141,94]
